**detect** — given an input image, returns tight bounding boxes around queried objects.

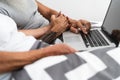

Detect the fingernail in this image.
[84,32,88,34]
[78,28,81,31]
[76,30,79,33]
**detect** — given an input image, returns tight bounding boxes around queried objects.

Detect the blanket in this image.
[12,47,120,80]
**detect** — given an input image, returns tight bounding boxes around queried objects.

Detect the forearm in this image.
[0,43,76,73]
[0,51,35,73]
[19,25,51,39]
[40,30,58,44]
[36,1,58,21]
[0,48,53,73]
[40,25,65,44]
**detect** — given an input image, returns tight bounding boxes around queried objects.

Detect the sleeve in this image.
[0,7,10,16]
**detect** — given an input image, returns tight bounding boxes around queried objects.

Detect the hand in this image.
[50,14,69,33]
[77,19,91,34]
[42,43,77,56]
[68,19,91,34]
[40,13,69,44]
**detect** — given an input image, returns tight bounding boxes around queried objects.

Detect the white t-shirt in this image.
[0,13,37,80]
[0,13,36,51]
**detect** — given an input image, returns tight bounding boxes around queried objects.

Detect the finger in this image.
[51,15,56,21]
[63,44,77,53]
[57,14,66,21]
[80,19,91,31]
[56,11,61,17]
[78,20,91,34]
[70,27,79,33]
[63,23,69,32]
[61,21,69,30]
[77,20,86,33]
[81,27,88,34]
[68,47,77,53]
[62,15,69,23]
[77,20,83,29]
[60,14,70,26]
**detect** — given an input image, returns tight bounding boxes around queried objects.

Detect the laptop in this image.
[63,0,120,51]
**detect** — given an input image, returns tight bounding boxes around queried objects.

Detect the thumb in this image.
[51,15,56,21]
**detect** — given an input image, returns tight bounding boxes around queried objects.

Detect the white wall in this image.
[38,0,111,22]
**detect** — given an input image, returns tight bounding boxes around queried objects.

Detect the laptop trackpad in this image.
[63,32,86,50]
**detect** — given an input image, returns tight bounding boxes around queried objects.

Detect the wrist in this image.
[68,18,77,27]
[39,46,57,57]
[26,48,48,62]
[40,30,58,44]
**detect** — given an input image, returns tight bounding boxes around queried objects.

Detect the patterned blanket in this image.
[12,47,120,80]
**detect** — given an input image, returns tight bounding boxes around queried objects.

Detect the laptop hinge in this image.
[101,30,114,42]
[102,30,119,47]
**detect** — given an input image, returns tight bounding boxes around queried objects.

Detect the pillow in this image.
[12,47,120,80]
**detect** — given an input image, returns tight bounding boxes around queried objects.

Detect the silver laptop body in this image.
[63,0,120,51]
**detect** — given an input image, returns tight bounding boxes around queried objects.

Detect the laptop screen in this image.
[102,0,120,35]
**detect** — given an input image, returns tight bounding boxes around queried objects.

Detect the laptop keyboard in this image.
[80,30,109,47]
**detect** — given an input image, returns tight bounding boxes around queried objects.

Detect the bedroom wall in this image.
[38,0,111,22]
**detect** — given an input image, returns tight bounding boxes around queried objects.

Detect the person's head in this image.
[112,30,120,41]
[111,30,120,47]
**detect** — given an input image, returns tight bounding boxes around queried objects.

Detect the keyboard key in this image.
[80,30,109,47]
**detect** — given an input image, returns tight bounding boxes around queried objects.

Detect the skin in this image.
[0,43,76,73]
[0,0,91,73]
[18,14,69,39]
[19,1,91,39]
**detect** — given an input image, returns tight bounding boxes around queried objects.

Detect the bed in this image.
[12,46,120,80]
